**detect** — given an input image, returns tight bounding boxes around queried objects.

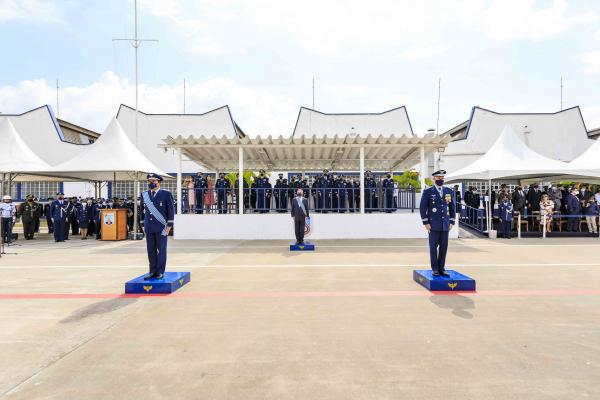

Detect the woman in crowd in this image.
[184,176,195,214]
[539,193,555,232]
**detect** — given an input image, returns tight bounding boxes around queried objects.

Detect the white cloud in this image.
[137,0,596,56]
[580,50,600,75]
[595,29,600,41]
[581,105,600,130]
[0,71,297,136]
[399,45,448,61]
[0,0,64,24]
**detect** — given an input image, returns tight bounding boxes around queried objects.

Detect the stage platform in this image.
[413,270,476,291]
[125,272,191,294]
[174,213,460,240]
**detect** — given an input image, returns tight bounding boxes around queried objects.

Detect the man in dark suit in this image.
[526,184,541,212]
[291,188,309,245]
[512,186,526,214]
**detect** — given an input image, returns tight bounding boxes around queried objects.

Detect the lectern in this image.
[100,209,128,241]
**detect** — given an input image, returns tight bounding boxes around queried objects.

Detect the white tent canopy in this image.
[445,125,600,181]
[571,135,600,168]
[48,118,170,181]
[0,117,52,173]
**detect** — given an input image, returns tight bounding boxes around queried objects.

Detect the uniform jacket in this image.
[512,190,526,210]
[419,185,456,231]
[50,200,70,221]
[77,203,94,223]
[140,189,175,233]
[19,201,42,221]
[498,200,514,222]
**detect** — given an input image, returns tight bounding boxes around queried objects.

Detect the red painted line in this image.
[1,289,600,300]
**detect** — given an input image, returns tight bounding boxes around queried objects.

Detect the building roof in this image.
[57,118,100,141]
[116,104,245,173]
[161,132,452,171]
[0,105,92,166]
[440,106,595,173]
[588,127,600,140]
[292,106,414,137]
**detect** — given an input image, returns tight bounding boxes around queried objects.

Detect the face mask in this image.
[435,179,444,186]
[387,174,391,178]
[148,182,158,190]
[58,196,64,200]
[87,201,92,204]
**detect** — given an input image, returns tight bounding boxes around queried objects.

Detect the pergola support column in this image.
[238,147,244,215]
[359,146,365,214]
[176,148,182,215]
[419,146,426,190]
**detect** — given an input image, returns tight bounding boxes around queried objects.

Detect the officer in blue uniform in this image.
[498,195,514,239]
[255,170,271,213]
[364,170,377,213]
[92,198,106,239]
[419,170,456,277]
[140,173,175,280]
[382,172,395,212]
[50,192,69,242]
[215,173,231,214]
[194,172,208,214]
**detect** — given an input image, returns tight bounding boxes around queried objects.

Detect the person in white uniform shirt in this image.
[1,195,17,244]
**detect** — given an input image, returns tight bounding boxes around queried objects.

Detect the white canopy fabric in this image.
[0,117,52,172]
[48,118,170,181]
[571,136,600,167]
[445,125,600,181]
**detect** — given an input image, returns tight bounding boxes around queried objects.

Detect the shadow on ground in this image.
[429,294,475,319]
[60,298,138,323]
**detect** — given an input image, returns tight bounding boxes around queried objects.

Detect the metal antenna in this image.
[312,77,315,109]
[183,78,186,114]
[436,77,441,135]
[56,78,60,118]
[560,76,563,111]
[113,0,158,239]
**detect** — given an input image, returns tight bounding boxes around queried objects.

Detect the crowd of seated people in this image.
[458,183,600,236]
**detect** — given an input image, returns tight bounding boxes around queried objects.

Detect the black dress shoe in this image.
[432,271,441,277]
[440,271,450,278]
[154,274,164,280]
[143,273,156,281]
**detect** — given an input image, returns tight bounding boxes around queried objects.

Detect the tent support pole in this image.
[419,146,426,190]
[238,147,244,215]
[132,172,141,239]
[177,149,182,215]
[359,146,365,214]
[487,179,492,233]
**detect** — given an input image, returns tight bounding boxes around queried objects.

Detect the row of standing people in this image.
[0,193,138,243]
[184,170,400,214]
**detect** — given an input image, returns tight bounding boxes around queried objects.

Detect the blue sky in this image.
[1,0,600,136]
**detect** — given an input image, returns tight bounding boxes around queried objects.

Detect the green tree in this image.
[392,170,431,193]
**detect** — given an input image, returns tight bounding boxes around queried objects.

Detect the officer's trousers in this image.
[1,217,12,243]
[46,217,53,233]
[501,220,511,238]
[53,219,66,241]
[428,230,449,273]
[22,218,35,239]
[146,231,168,275]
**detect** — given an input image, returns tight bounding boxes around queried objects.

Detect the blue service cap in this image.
[432,170,446,177]
[56,192,64,196]
[146,173,163,182]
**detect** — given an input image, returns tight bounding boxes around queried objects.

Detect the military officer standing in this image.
[255,170,271,213]
[193,172,208,214]
[1,195,16,244]
[419,170,456,277]
[215,173,231,214]
[50,192,69,242]
[93,198,106,239]
[18,195,42,240]
[43,197,54,234]
[140,173,175,280]
[382,173,395,212]
[364,171,377,213]
[274,173,286,212]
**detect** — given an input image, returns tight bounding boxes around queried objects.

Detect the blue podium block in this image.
[290,242,315,251]
[125,271,191,294]
[413,270,476,291]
